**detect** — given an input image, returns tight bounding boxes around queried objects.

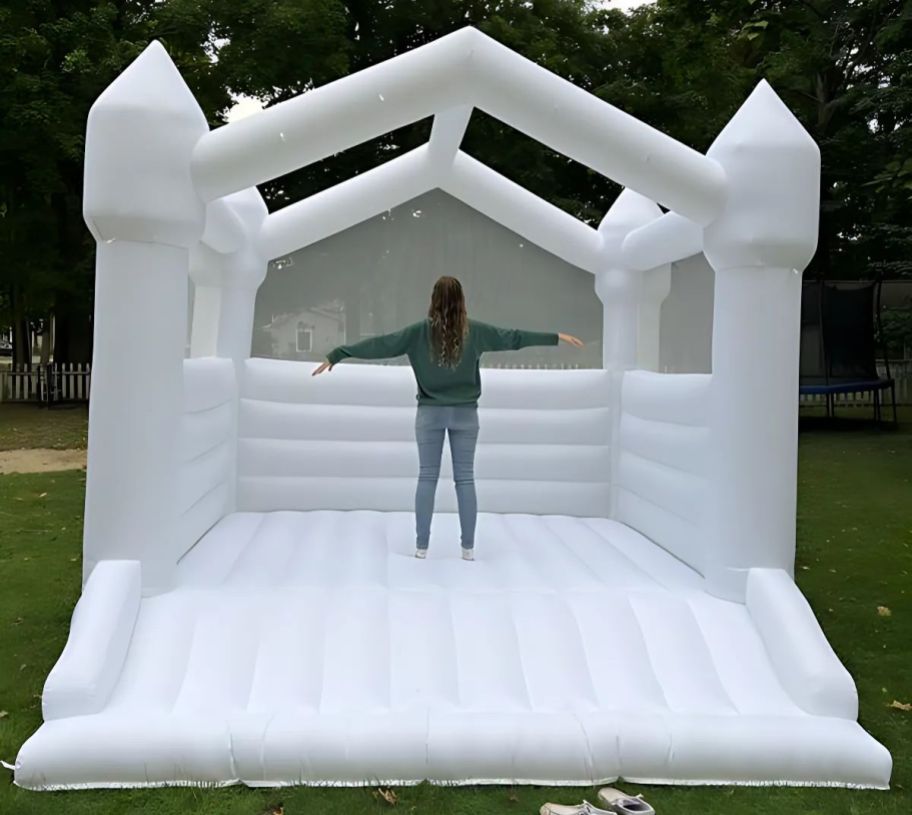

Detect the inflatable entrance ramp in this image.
[13,28,891,790]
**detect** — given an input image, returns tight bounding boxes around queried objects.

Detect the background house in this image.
[256,299,347,361]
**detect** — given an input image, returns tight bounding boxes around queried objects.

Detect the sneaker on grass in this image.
[597,788,655,815]
[540,802,613,815]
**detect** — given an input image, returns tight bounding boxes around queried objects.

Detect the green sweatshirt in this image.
[325,318,560,406]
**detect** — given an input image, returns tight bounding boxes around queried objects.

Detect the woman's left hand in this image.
[558,332,584,348]
[312,360,334,376]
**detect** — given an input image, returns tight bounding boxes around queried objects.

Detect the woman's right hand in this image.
[312,360,334,376]
[558,332,584,348]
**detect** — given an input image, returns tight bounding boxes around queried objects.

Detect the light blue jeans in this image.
[414,403,479,551]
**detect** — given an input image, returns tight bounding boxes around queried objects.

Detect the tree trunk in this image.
[10,283,31,367]
[53,305,93,364]
[51,154,95,364]
[809,201,833,282]
[12,317,31,367]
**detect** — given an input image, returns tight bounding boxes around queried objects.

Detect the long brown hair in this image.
[427,276,468,368]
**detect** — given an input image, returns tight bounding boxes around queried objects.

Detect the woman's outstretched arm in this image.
[314,322,418,375]
[474,321,583,352]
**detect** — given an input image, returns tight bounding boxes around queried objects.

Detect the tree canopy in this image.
[1,0,909,362]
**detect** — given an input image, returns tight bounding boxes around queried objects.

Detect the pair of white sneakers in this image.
[414,547,474,560]
[541,788,655,815]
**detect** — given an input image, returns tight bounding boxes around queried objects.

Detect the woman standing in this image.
[312,276,584,560]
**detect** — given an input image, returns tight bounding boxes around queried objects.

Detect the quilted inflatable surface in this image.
[14,510,891,789]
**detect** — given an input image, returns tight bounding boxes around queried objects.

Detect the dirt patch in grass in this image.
[0,403,88,451]
[0,448,86,474]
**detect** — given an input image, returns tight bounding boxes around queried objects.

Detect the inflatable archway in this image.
[12,27,891,790]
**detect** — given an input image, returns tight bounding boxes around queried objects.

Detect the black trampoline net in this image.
[800,280,882,385]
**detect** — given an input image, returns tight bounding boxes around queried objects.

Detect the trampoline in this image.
[800,278,898,423]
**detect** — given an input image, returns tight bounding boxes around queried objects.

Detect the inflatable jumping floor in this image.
[11,27,893,790]
[15,506,892,787]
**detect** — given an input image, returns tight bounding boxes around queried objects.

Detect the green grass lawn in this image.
[0,405,910,814]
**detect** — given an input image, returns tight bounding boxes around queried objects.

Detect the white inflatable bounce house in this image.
[13,27,892,790]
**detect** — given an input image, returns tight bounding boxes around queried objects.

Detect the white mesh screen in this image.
[659,253,714,374]
[253,189,603,368]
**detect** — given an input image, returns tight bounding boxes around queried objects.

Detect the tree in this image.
[625,0,912,281]
[0,1,228,363]
[208,1,618,221]
[2,0,908,367]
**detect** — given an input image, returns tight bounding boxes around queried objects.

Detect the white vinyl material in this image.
[41,561,141,721]
[615,371,711,574]
[237,359,612,516]
[176,358,237,561]
[14,512,891,789]
[15,26,892,790]
[746,569,859,720]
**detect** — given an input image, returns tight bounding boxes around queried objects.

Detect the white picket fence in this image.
[0,360,578,403]
[0,363,91,403]
[1,358,907,405]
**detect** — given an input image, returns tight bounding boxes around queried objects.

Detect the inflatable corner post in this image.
[13,29,891,791]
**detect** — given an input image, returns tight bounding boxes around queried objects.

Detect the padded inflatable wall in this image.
[615,371,711,575]
[176,358,238,560]
[237,358,613,517]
